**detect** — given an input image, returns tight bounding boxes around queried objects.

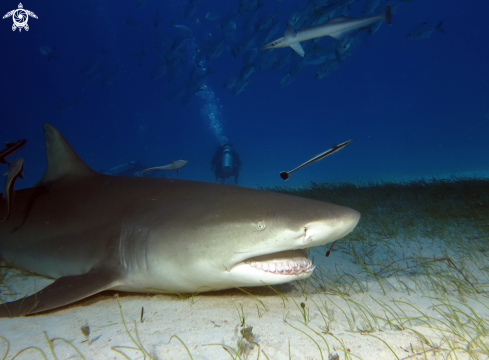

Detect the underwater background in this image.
[1,0,488,189]
[2,1,489,359]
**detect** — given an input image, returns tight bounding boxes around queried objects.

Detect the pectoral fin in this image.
[0,267,122,317]
[289,42,305,57]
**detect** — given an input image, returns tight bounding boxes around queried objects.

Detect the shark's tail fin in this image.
[383,6,392,25]
[36,124,96,186]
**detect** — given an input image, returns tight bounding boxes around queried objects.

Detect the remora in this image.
[0,124,360,317]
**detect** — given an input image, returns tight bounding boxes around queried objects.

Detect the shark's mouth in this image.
[238,249,315,276]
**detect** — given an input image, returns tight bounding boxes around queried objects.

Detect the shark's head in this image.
[141,183,360,293]
[262,36,286,50]
[221,190,360,288]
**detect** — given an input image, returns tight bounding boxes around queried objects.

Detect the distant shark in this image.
[262,6,392,57]
[0,124,360,317]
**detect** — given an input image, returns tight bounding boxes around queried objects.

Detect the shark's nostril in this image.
[303,227,314,243]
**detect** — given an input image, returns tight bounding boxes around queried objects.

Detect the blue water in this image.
[1,0,488,190]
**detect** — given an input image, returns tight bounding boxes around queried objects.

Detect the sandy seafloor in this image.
[1,229,489,360]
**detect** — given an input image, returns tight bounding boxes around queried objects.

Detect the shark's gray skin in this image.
[0,124,360,317]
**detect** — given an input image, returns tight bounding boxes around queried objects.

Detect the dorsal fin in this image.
[284,27,297,40]
[37,124,95,186]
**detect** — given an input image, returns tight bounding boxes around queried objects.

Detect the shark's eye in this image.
[256,221,266,231]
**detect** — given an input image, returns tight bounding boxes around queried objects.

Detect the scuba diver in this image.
[211,143,242,184]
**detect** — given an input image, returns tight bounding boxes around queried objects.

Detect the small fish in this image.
[316,58,338,79]
[239,63,255,80]
[136,160,187,176]
[362,0,380,17]
[39,46,56,61]
[172,24,193,37]
[182,87,204,107]
[280,73,294,87]
[223,77,237,90]
[0,139,26,164]
[232,78,250,95]
[407,21,443,40]
[205,11,219,21]
[280,139,352,180]
[1,158,24,222]
[184,0,200,18]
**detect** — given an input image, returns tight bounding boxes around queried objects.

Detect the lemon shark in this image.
[0,124,360,317]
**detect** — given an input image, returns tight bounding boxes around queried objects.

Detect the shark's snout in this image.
[262,37,285,50]
[302,207,361,246]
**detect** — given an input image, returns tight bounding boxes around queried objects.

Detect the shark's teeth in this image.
[246,258,315,276]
